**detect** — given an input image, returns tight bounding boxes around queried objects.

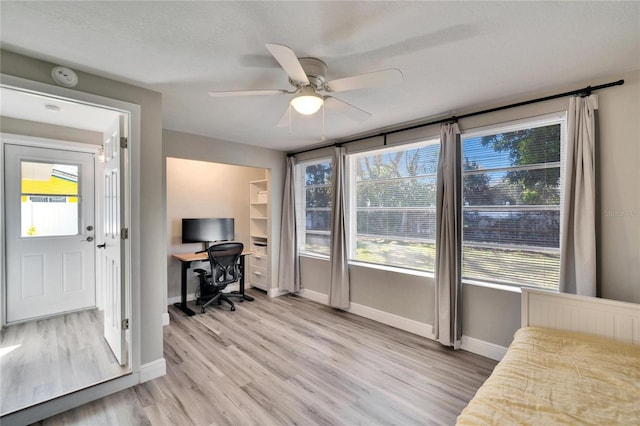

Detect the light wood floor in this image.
[0,309,129,415]
[34,289,497,425]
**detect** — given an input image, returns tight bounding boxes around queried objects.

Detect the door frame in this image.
[0,73,142,424]
[2,136,100,324]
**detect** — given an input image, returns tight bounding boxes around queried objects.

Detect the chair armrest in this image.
[193,268,207,275]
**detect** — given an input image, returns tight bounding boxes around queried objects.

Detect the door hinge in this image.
[121,318,129,330]
[121,228,129,239]
[120,136,128,149]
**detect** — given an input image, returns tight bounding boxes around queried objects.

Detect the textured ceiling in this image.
[1,1,639,151]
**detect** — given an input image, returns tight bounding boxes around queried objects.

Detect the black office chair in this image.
[193,242,244,313]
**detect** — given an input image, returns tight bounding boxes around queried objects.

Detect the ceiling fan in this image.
[209,43,403,126]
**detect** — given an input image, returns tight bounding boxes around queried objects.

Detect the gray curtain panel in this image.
[434,123,462,348]
[329,146,350,309]
[560,95,598,296]
[278,156,301,293]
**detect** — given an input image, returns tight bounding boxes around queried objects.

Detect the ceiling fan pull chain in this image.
[321,103,326,141]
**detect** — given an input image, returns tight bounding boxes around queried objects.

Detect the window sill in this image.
[299,253,330,261]
[463,279,561,295]
[463,279,523,294]
[348,261,434,278]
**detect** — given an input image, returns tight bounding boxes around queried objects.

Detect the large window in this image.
[296,158,333,256]
[461,114,565,289]
[293,115,565,289]
[348,140,440,272]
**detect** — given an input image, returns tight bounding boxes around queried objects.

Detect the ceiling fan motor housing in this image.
[290,57,328,90]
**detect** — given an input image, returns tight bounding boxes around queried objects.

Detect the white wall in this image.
[166,158,265,300]
[163,129,287,297]
[596,72,640,302]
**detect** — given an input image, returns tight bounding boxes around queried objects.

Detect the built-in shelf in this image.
[249,177,270,291]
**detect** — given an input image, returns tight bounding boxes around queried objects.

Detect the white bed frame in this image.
[521,288,640,345]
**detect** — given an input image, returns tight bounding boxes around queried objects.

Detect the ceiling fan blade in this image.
[325,96,371,122]
[265,43,310,85]
[208,89,288,97]
[326,68,403,92]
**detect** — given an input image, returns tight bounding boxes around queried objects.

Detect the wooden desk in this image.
[172,250,254,316]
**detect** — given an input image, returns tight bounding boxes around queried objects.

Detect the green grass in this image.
[305,236,559,289]
[461,246,559,289]
[356,238,559,289]
[356,238,436,271]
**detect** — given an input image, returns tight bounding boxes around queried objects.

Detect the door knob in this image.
[82,236,94,242]
[97,243,106,249]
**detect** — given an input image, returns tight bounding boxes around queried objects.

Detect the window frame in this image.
[346,138,440,273]
[460,111,567,290]
[292,113,568,291]
[295,157,333,258]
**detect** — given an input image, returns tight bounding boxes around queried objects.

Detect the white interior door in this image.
[4,144,96,323]
[101,118,127,365]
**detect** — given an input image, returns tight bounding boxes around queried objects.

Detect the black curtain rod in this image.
[290,79,624,157]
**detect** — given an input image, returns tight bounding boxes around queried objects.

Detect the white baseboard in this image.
[348,301,435,339]
[268,288,289,298]
[299,289,433,338]
[298,289,506,360]
[460,336,507,361]
[298,288,328,304]
[162,312,170,326]
[139,358,166,383]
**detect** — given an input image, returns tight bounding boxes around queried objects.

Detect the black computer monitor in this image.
[181,218,235,249]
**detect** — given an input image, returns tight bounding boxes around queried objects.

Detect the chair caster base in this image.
[230,306,236,311]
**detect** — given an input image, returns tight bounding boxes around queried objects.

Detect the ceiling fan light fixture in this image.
[290,87,324,115]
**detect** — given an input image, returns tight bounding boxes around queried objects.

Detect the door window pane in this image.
[21,161,79,237]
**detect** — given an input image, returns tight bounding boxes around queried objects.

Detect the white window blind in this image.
[295,159,332,256]
[461,115,565,289]
[348,140,440,272]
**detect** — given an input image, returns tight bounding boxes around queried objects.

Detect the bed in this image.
[457,288,640,425]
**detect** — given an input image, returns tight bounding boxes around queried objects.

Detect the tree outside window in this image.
[297,159,332,256]
[349,140,440,272]
[462,117,564,289]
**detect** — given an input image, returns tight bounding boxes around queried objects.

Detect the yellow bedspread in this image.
[457,327,640,425]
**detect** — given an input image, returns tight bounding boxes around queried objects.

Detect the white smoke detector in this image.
[51,66,78,88]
